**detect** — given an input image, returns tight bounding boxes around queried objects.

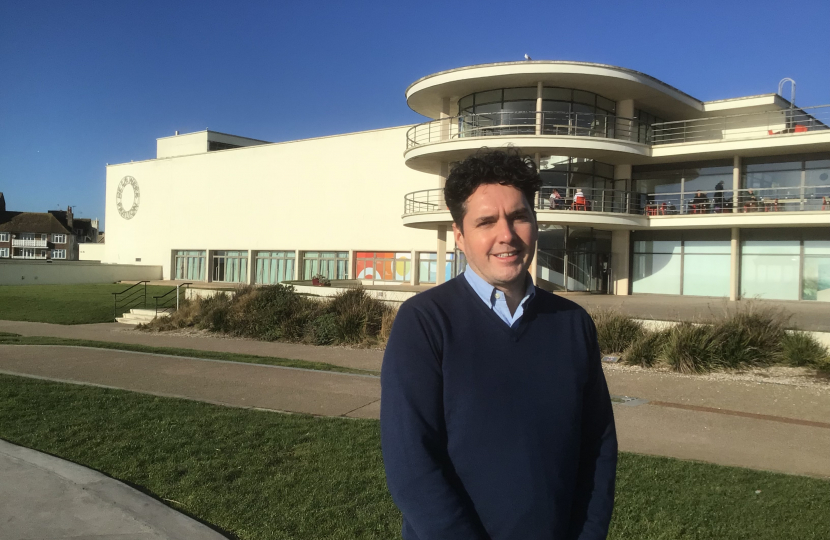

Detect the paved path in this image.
[0,438,228,540]
[1,344,828,478]
[0,320,384,372]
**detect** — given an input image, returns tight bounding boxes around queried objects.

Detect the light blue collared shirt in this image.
[463,266,536,328]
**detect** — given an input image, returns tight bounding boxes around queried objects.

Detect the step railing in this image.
[112,281,148,321]
[154,283,192,317]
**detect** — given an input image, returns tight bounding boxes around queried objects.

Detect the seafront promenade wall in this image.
[0,260,162,285]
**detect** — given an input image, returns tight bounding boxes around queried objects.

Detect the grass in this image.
[1,375,828,540]
[0,283,175,324]
[0,333,376,375]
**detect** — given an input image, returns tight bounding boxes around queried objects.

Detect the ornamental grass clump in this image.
[781,331,830,371]
[622,329,669,368]
[708,305,788,369]
[590,310,645,355]
[660,322,723,374]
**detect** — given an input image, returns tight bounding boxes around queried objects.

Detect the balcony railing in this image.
[651,105,830,145]
[638,185,830,215]
[12,238,48,248]
[11,253,48,259]
[404,185,830,218]
[406,111,646,149]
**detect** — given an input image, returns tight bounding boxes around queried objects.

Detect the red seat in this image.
[794,124,808,133]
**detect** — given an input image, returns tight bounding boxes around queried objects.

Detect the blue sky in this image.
[1,0,828,229]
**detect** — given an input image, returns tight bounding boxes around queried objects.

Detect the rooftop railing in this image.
[651,105,830,145]
[404,185,830,218]
[406,111,646,149]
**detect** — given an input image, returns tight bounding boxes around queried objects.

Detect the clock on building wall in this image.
[116,176,140,220]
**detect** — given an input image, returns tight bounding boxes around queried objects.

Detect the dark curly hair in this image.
[444,148,541,230]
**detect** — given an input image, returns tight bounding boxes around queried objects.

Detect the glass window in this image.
[805,159,830,186]
[0,233,8,242]
[475,89,502,105]
[255,251,295,284]
[174,250,206,281]
[543,88,571,101]
[458,95,474,112]
[503,87,537,101]
[212,250,249,283]
[302,251,348,280]
[418,252,454,284]
[596,96,616,114]
[573,90,595,106]
[0,248,8,258]
[684,254,730,297]
[355,252,411,282]
[803,256,830,301]
[741,253,800,300]
[51,249,66,259]
[632,252,682,294]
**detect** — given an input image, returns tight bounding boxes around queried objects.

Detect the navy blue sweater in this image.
[381,276,617,540]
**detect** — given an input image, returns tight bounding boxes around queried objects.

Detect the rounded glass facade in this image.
[457,87,618,138]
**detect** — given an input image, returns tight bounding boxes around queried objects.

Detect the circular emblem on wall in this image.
[116,176,140,220]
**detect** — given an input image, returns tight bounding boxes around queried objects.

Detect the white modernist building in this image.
[103,61,830,302]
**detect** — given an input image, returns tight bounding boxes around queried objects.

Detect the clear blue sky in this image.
[2,0,828,230]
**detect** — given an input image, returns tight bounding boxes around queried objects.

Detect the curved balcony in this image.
[407,111,647,148]
[402,185,830,230]
[404,111,651,173]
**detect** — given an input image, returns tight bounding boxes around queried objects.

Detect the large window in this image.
[741,229,830,302]
[212,251,248,283]
[743,154,830,211]
[52,234,67,244]
[457,87,617,138]
[255,251,295,284]
[633,160,734,214]
[0,248,8,258]
[0,233,9,242]
[356,252,411,282]
[632,230,730,297]
[302,251,348,280]
[634,109,665,144]
[51,249,66,259]
[174,250,206,281]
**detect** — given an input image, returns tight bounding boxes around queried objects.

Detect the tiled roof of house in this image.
[0,212,73,234]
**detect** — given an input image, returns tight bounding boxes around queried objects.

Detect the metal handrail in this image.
[651,104,830,145]
[403,184,830,219]
[154,282,192,317]
[639,185,830,215]
[406,110,647,148]
[112,281,148,321]
[404,186,638,216]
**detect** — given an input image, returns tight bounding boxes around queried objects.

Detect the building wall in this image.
[79,243,106,261]
[0,260,162,285]
[104,126,442,280]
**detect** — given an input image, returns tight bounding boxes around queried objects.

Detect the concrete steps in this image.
[116,309,158,325]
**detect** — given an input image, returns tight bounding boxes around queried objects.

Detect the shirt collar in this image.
[463,265,536,309]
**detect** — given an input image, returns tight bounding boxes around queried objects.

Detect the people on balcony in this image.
[740,189,759,212]
[690,190,710,214]
[573,189,587,211]
[548,189,562,210]
[713,181,726,213]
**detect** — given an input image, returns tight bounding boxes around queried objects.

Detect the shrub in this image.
[709,305,787,369]
[327,287,390,345]
[591,310,644,355]
[661,323,723,374]
[623,330,669,368]
[781,331,830,369]
[309,313,340,345]
[196,292,233,333]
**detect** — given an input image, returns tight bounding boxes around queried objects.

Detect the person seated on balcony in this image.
[713,181,725,213]
[740,189,758,212]
[690,190,709,214]
[548,189,563,210]
[573,189,587,210]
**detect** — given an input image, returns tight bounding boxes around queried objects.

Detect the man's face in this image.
[453,183,538,291]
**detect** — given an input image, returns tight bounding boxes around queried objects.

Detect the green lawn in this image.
[1,375,827,540]
[0,283,176,324]
[0,333,375,375]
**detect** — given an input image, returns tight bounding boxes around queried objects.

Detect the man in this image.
[381,149,617,540]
